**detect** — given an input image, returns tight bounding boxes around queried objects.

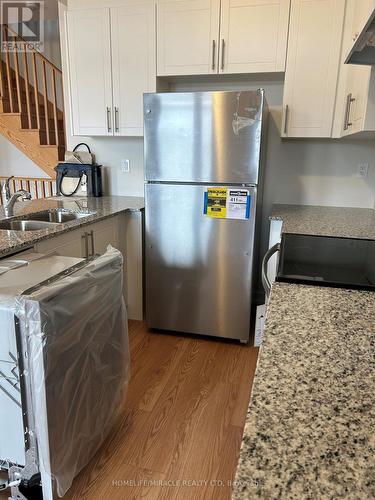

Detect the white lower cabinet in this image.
[35,217,119,259]
[35,225,88,258]
[86,217,119,256]
[34,215,144,321]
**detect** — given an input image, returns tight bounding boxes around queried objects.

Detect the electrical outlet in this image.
[121,159,130,173]
[357,163,369,178]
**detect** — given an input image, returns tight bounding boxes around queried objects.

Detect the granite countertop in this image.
[233,283,375,499]
[0,196,144,257]
[271,204,375,239]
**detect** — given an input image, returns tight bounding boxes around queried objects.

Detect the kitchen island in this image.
[233,204,375,499]
[0,195,144,320]
[0,196,144,257]
[271,203,375,239]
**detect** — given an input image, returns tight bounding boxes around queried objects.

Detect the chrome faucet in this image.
[1,176,14,204]
[4,190,32,218]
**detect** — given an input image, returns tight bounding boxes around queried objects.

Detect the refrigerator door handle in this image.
[262,243,280,300]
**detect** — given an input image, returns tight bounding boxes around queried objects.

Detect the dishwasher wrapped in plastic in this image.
[0,247,129,499]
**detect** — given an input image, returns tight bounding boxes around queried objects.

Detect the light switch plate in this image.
[357,163,369,178]
[121,159,130,173]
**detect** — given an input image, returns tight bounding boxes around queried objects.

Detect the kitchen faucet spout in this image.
[4,190,32,218]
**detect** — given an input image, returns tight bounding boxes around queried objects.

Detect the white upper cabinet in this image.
[111,5,156,135]
[350,0,375,43]
[65,4,156,137]
[219,0,290,74]
[157,0,221,76]
[337,0,375,137]
[67,9,113,136]
[282,0,345,138]
[157,0,290,76]
[341,65,375,136]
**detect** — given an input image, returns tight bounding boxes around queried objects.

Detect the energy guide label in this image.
[204,187,251,220]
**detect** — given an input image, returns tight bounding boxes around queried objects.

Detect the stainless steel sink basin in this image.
[25,209,96,223]
[0,220,59,231]
[0,209,96,231]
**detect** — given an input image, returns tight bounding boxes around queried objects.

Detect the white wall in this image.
[0,136,49,178]
[62,78,375,291]
[64,78,375,210]
[64,136,145,196]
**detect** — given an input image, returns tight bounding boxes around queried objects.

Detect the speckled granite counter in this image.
[0,196,144,257]
[271,204,375,239]
[233,282,375,499]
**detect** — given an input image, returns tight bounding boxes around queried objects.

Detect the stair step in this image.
[0,54,65,174]
[0,111,22,116]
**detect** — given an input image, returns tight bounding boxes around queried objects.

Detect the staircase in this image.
[0,25,65,178]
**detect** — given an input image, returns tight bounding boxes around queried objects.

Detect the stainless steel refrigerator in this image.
[144,90,268,343]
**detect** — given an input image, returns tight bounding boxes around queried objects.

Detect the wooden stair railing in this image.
[0,25,65,177]
[0,176,56,205]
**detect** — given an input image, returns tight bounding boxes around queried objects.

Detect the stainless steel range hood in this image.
[345,8,375,65]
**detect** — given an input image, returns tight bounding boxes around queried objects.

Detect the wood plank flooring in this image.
[2,321,259,500]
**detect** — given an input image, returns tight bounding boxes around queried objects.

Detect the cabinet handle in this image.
[107,107,112,133]
[343,93,355,131]
[82,233,89,259]
[221,39,225,71]
[212,40,216,71]
[115,107,119,133]
[283,104,289,135]
[88,230,95,256]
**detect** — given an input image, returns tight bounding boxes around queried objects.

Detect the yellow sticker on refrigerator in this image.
[204,187,228,218]
[204,187,251,220]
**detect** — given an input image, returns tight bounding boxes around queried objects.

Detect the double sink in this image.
[0,209,96,232]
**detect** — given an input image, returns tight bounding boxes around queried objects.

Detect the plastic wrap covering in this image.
[16,246,129,498]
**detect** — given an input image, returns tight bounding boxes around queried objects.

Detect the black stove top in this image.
[277,233,375,291]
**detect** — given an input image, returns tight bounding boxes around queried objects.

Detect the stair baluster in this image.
[0,25,66,177]
[22,46,32,129]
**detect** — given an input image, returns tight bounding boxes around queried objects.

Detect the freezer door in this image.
[144,90,265,184]
[145,183,257,341]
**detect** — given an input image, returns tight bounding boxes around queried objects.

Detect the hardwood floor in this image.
[2,321,259,500]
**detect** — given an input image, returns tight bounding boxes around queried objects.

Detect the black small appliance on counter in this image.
[55,163,103,197]
[276,233,375,291]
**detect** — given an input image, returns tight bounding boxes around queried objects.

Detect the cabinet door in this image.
[351,0,375,41]
[282,0,345,138]
[157,0,221,76]
[35,228,86,258]
[219,0,290,74]
[342,65,371,135]
[90,217,119,256]
[111,4,156,136]
[66,9,113,136]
